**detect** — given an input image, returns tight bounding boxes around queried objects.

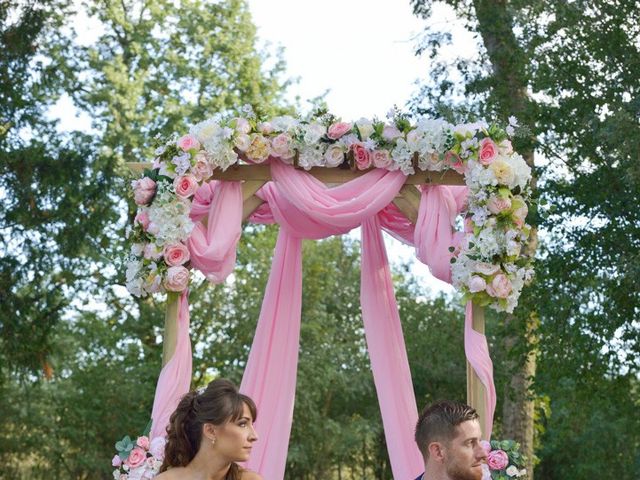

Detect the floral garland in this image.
[112,433,166,480]
[481,439,528,479]
[126,108,533,312]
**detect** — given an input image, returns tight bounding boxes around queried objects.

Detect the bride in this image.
[155,378,262,480]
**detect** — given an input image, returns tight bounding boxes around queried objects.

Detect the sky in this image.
[52,0,471,295]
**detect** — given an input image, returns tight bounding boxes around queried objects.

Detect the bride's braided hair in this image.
[160,378,257,479]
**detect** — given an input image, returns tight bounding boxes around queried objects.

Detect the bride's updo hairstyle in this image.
[160,378,257,477]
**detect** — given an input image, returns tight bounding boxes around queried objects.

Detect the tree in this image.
[0,0,119,378]
[409,1,640,477]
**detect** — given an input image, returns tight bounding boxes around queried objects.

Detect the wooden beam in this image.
[466,303,488,439]
[125,162,465,186]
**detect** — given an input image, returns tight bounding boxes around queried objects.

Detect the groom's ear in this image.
[428,441,445,463]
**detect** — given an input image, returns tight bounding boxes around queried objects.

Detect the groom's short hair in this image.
[414,400,479,459]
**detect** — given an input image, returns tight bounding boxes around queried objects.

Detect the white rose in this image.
[234,133,251,152]
[506,465,519,477]
[324,144,346,167]
[356,118,374,139]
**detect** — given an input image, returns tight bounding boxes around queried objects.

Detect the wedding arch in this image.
[118,110,533,479]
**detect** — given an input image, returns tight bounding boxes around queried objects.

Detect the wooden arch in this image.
[128,162,490,436]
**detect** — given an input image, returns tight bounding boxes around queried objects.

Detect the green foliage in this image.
[409,0,640,477]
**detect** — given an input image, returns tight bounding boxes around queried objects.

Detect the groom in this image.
[413,400,487,480]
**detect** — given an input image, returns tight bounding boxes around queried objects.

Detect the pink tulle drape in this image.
[148,159,496,478]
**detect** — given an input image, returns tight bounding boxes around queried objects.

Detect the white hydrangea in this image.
[303,122,326,144]
[190,119,220,145]
[271,115,299,132]
[505,153,531,190]
[297,145,324,170]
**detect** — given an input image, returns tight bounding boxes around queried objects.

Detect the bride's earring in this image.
[211,437,217,446]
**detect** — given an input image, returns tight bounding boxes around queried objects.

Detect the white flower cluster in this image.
[450,135,533,313]
[126,181,194,297]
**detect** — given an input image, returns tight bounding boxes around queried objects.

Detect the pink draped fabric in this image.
[148,159,497,477]
[188,180,243,283]
[150,290,192,439]
[361,216,424,476]
[239,232,302,480]
[241,161,422,479]
[414,185,468,283]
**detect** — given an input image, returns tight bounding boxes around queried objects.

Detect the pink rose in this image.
[327,121,352,140]
[468,276,487,293]
[173,175,199,198]
[351,143,371,170]
[479,138,499,165]
[163,243,190,266]
[486,274,512,299]
[135,211,150,231]
[487,195,512,214]
[176,134,200,152]
[258,122,274,134]
[126,447,147,469]
[371,150,392,169]
[271,133,292,158]
[487,449,509,470]
[112,454,122,467]
[234,117,251,134]
[133,177,157,205]
[191,155,213,182]
[382,124,402,141]
[164,266,190,292]
[136,436,150,450]
[149,436,166,459]
[445,151,465,174]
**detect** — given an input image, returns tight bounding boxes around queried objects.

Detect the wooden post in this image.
[162,292,180,367]
[466,302,488,438]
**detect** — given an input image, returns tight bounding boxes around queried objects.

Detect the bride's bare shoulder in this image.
[241,471,263,480]
[154,467,187,479]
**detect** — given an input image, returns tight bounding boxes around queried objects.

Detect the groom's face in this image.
[442,419,487,480]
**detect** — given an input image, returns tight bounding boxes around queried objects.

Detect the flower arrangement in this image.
[126,106,533,312]
[481,439,528,479]
[112,433,166,480]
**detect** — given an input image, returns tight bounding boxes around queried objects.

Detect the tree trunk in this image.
[471,0,538,476]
